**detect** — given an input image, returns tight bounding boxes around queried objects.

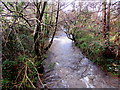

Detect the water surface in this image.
[45,30,119,88]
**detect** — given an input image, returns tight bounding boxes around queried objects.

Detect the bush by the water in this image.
[75,30,119,76]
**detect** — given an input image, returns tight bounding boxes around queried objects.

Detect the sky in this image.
[60,0,74,11]
[1,0,119,2]
[58,0,120,12]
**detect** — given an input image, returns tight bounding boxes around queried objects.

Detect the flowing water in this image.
[44,30,119,88]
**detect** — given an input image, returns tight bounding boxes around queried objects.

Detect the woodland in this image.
[0,0,120,89]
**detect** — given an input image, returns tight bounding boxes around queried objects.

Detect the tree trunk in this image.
[102,0,110,48]
[34,2,47,73]
[106,0,111,46]
[102,0,107,42]
[45,2,60,51]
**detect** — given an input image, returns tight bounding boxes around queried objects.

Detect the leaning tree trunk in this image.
[45,1,60,51]
[34,2,47,73]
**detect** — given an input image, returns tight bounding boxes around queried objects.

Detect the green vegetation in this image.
[74,30,119,75]
[63,1,120,76]
[1,1,59,89]
[1,0,120,89]
[2,24,43,89]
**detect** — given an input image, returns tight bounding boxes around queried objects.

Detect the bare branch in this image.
[1,2,15,13]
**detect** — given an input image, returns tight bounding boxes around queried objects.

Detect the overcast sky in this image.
[58,0,119,12]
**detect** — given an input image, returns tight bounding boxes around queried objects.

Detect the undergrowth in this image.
[75,30,119,76]
[2,25,46,89]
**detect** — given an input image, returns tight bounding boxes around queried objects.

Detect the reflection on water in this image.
[45,30,119,88]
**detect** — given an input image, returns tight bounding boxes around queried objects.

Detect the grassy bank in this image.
[74,30,119,76]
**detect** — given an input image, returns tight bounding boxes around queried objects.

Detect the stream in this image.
[44,30,119,88]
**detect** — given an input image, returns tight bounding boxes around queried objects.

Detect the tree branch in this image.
[1,2,15,13]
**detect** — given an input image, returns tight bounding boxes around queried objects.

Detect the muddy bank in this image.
[44,30,119,88]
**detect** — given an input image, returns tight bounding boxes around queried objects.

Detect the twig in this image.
[19,67,26,88]
[14,28,25,55]
[27,59,44,88]
[15,65,25,82]
[1,1,15,13]
[25,65,36,88]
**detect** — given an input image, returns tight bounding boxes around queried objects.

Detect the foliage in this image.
[74,29,119,76]
[63,1,120,76]
[2,25,36,88]
[1,1,60,88]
